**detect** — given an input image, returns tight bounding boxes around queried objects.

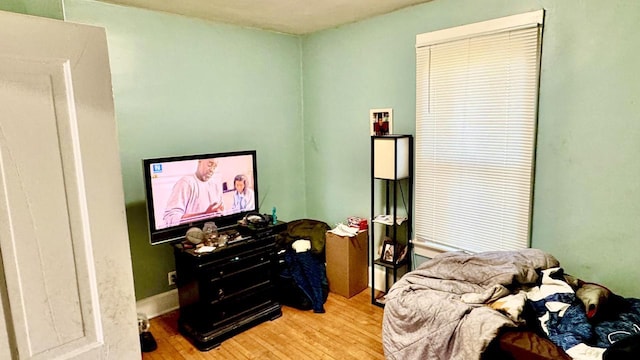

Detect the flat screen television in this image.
[142,150,259,245]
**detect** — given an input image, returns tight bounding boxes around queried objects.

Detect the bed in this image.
[382,249,640,360]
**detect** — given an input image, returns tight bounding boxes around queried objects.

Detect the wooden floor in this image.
[142,289,385,360]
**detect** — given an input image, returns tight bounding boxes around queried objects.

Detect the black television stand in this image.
[174,221,287,351]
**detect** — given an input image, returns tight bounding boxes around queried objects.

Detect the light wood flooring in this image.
[142,289,385,359]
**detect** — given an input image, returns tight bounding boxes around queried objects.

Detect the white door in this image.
[0,10,140,360]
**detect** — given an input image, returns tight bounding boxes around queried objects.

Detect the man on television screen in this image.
[163,158,224,226]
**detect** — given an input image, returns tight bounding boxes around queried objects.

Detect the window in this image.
[414,11,544,254]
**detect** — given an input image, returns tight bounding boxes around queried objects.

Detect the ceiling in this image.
[97,0,433,35]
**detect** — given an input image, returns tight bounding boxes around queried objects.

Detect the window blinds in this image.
[415,11,543,253]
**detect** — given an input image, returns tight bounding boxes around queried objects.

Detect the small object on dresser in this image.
[186,227,204,245]
[195,245,215,253]
[202,222,218,246]
[217,234,229,247]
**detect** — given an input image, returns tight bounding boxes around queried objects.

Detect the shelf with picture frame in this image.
[370,134,413,307]
[375,239,409,267]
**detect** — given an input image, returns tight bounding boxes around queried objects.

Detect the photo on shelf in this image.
[377,236,393,259]
[379,240,408,265]
[396,244,408,264]
[381,242,395,263]
[370,108,393,136]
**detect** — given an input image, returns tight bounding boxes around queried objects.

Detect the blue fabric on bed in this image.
[528,291,593,351]
[527,268,640,353]
[593,297,640,348]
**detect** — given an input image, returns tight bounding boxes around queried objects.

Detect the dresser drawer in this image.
[194,241,275,272]
[201,256,273,302]
[202,285,276,328]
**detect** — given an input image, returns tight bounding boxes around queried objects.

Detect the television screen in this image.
[142,150,258,245]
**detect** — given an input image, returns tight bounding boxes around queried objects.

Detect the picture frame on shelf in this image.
[379,242,408,265]
[396,244,408,264]
[381,242,395,263]
[370,108,393,136]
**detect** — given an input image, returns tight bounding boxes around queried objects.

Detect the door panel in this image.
[0,10,139,360]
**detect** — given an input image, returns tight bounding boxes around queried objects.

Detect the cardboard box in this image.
[325,230,368,298]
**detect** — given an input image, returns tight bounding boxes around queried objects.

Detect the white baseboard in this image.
[369,266,400,292]
[136,289,179,319]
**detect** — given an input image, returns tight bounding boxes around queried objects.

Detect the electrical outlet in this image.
[168,271,177,286]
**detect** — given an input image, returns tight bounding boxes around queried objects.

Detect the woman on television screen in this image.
[231,174,255,212]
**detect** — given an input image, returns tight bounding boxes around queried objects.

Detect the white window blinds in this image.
[415,11,543,253]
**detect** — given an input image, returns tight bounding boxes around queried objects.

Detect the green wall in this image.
[16,0,638,299]
[64,0,304,299]
[0,0,63,19]
[302,0,640,297]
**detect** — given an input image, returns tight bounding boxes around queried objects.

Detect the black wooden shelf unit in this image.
[370,135,413,307]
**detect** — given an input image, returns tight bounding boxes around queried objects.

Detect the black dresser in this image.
[174,221,287,351]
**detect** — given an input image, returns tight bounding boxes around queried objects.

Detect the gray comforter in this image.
[382,249,559,360]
